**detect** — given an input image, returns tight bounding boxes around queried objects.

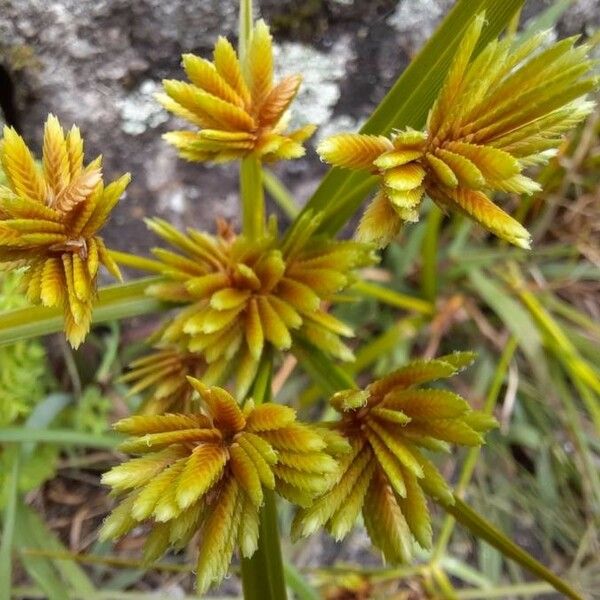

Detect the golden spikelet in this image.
[158,20,316,163]
[292,353,497,563]
[0,115,130,347]
[101,379,349,594]
[318,14,597,248]
[119,345,207,414]
[143,213,376,397]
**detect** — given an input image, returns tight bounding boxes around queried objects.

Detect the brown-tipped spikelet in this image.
[318,14,596,248]
[101,379,348,594]
[292,352,497,563]
[0,115,130,347]
[120,345,206,414]
[158,19,316,163]
[143,213,376,397]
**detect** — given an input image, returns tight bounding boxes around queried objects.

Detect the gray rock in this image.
[0,0,597,261]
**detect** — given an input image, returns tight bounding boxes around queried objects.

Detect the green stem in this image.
[240,354,288,600]
[352,280,434,315]
[238,0,253,60]
[0,428,121,448]
[263,169,299,219]
[440,496,584,600]
[241,491,287,600]
[241,156,265,240]
[283,563,319,600]
[0,277,165,347]
[421,205,443,302]
[431,566,459,600]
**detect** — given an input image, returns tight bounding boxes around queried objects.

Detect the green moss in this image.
[0,272,50,427]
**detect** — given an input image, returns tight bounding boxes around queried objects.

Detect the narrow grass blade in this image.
[468,270,548,384]
[18,505,95,595]
[0,428,121,448]
[284,562,320,600]
[421,206,444,302]
[512,281,600,431]
[14,504,71,600]
[0,453,20,598]
[0,277,166,347]
[352,280,433,315]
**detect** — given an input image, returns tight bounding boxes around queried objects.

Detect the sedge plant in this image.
[0,1,597,598]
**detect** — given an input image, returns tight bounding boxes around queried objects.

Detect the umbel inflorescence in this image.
[143,213,376,397]
[158,19,315,163]
[319,15,596,248]
[101,379,348,593]
[293,353,497,562]
[3,4,597,597]
[0,115,129,347]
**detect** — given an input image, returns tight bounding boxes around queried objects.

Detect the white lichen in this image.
[116,80,168,135]
[274,37,353,129]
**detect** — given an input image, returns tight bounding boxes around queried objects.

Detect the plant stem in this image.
[240,355,288,600]
[439,496,584,600]
[353,280,434,315]
[421,205,443,303]
[0,428,121,448]
[240,156,265,240]
[263,169,299,219]
[283,562,319,600]
[238,0,253,60]
[241,491,287,600]
[0,277,165,347]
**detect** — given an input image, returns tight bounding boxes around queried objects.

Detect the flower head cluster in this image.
[158,20,315,163]
[292,353,497,563]
[101,379,348,593]
[120,345,206,414]
[0,115,130,346]
[145,213,376,396]
[319,15,596,248]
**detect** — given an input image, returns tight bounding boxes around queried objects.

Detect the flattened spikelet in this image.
[160,20,314,162]
[102,381,344,593]
[295,355,496,564]
[144,215,375,397]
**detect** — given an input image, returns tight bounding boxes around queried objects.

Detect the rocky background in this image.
[0,0,598,262]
